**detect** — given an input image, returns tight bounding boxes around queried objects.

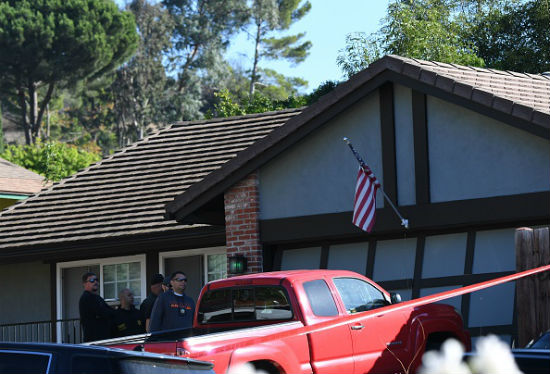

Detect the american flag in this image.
[353,165,380,232]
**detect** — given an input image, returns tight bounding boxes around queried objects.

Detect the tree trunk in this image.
[18,88,32,145]
[249,21,262,96]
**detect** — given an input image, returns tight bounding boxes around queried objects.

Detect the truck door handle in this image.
[351,324,364,330]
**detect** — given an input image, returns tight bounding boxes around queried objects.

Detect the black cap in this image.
[150,273,164,285]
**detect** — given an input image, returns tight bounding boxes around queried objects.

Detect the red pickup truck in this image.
[100,270,470,374]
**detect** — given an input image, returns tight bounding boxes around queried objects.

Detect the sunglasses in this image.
[173,278,187,282]
[87,278,98,283]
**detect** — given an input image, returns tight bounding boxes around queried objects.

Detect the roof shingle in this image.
[0,109,302,250]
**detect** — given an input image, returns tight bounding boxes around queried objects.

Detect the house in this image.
[0,55,548,344]
[0,157,44,210]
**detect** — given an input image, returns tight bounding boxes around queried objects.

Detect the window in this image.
[103,262,142,305]
[198,286,292,324]
[0,351,52,374]
[303,279,338,317]
[333,278,389,313]
[207,254,227,282]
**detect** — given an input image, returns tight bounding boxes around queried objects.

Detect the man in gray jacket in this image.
[149,271,195,331]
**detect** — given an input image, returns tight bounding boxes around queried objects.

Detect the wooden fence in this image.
[515,227,550,346]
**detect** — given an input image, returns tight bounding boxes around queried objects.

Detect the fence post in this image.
[515,227,550,346]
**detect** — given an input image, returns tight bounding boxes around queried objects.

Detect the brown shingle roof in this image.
[385,55,550,118]
[0,158,44,195]
[0,109,302,250]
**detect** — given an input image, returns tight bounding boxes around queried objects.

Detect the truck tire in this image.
[425,332,456,353]
[252,360,281,374]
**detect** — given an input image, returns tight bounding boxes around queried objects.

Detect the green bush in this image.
[1,140,101,182]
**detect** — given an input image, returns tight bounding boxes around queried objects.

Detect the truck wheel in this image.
[252,360,280,374]
[425,332,455,353]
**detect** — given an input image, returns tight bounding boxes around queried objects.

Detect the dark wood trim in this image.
[319,243,329,269]
[380,82,397,203]
[262,244,276,272]
[412,236,425,299]
[0,227,227,264]
[366,240,376,279]
[377,279,414,290]
[260,192,550,244]
[50,262,57,342]
[462,231,476,326]
[412,90,430,205]
[468,324,515,338]
[273,247,283,271]
[419,271,514,288]
[145,251,160,297]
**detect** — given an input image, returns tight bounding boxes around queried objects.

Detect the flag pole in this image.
[343,137,409,229]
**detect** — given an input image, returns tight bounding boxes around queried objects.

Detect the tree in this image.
[337,0,484,77]
[0,104,3,153]
[1,140,101,182]
[466,0,550,73]
[162,0,248,119]
[0,0,138,144]
[246,0,312,95]
[206,80,338,118]
[112,0,175,146]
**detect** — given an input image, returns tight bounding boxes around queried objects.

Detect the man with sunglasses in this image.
[149,271,195,332]
[79,272,115,342]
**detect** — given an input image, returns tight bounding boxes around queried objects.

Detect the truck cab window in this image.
[333,278,389,313]
[303,280,338,317]
[198,286,292,324]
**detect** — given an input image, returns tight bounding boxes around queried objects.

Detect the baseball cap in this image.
[150,273,164,285]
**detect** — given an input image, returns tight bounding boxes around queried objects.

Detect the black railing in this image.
[0,318,82,344]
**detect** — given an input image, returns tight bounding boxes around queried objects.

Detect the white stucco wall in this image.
[427,97,550,202]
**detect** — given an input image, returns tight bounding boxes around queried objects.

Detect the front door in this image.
[61,265,99,343]
[164,255,203,302]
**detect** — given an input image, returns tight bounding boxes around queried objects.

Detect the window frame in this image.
[159,246,227,286]
[56,254,146,343]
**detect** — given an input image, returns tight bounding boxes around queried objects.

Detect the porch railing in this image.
[0,318,82,344]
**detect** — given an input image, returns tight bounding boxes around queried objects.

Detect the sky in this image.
[116,0,391,94]
[226,1,391,93]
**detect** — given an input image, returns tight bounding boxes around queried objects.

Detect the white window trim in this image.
[55,254,146,343]
[159,246,226,286]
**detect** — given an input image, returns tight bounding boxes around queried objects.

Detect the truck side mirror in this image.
[390,292,402,304]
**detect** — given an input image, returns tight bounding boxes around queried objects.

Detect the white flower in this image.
[469,335,523,374]
[419,339,471,374]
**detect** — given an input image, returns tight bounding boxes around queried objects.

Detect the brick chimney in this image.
[224,172,262,275]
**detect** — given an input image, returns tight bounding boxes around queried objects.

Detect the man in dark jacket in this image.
[79,272,115,342]
[140,274,164,332]
[113,288,145,337]
[149,271,195,332]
